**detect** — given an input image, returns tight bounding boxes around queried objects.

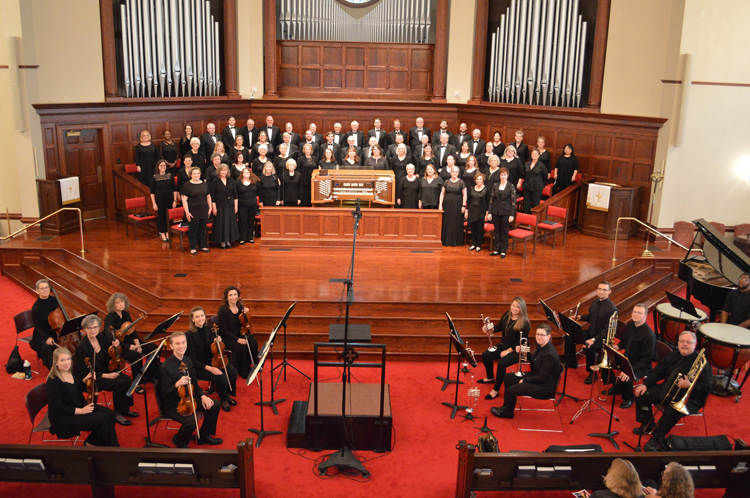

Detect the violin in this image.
[47,284,79,353]
[114,313,146,342]
[210,323,229,370]
[239,300,254,335]
[84,357,98,405]
[107,326,127,373]
[176,362,196,416]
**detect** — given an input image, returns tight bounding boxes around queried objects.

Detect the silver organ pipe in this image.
[488,0,588,107]
[120,4,132,98]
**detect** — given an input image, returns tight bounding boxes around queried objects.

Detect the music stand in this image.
[442,313,478,419]
[555,314,583,406]
[273,302,309,390]
[255,304,294,415]
[588,344,633,450]
[144,312,183,341]
[246,335,282,447]
[436,332,464,391]
[539,299,562,329]
[127,339,169,448]
[665,291,699,319]
[58,311,98,343]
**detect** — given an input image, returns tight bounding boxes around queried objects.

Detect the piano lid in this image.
[688,218,750,286]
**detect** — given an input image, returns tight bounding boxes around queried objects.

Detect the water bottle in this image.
[23,360,32,380]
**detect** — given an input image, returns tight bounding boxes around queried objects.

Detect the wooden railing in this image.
[112,168,154,222]
[530,182,582,228]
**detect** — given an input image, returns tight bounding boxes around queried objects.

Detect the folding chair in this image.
[516,365,565,432]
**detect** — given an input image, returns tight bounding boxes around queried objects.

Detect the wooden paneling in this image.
[277,41,434,100]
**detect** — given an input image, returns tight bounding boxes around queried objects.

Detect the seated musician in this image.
[30,279,59,369]
[46,347,119,447]
[605,303,655,409]
[186,306,239,412]
[159,331,222,448]
[478,297,531,400]
[574,281,618,384]
[634,330,712,452]
[217,286,258,379]
[73,315,139,426]
[490,323,561,419]
[103,293,160,394]
[721,273,750,329]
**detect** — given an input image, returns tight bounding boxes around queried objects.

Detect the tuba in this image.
[597,311,619,370]
[670,349,708,415]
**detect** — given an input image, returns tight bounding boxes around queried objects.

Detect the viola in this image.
[114,313,146,342]
[176,362,196,416]
[107,326,127,373]
[210,323,229,370]
[84,357,98,405]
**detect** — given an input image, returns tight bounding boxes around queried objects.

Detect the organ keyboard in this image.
[311,169,396,206]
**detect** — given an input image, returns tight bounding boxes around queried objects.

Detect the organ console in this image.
[311,168,396,206]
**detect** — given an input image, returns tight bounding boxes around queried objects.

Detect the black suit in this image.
[264,125,282,147]
[387,143,411,160]
[580,298,618,372]
[332,132,346,146]
[240,126,259,147]
[310,132,324,144]
[388,130,408,146]
[432,129,453,145]
[501,342,561,410]
[201,133,220,162]
[343,130,366,148]
[469,139,486,156]
[614,322,655,401]
[221,126,240,150]
[488,182,517,254]
[435,143,457,169]
[286,132,300,146]
[367,129,388,149]
[409,126,432,149]
[300,141,321,160]
[452,132,470,149]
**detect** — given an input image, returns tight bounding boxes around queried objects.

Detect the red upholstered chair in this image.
[124,164,138,174]
[168,207,188,251]
[541,184,552,199]
[672,221,695,249]
[508,212,538,257]
[125,197,156,239]
[735,223,750,238]
[709,221,726,237]
[538,205,568,248]
[574,173,582,183]
[483,222,494,248]
[516,179,524,212]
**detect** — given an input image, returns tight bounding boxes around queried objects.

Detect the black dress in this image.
[159,141,179,173]
[538,149,552,174]
[230,146,250,164]
[478,154,494,173]
[180,137,194,158]
[390,155,411,184]
[462,167,479,190]
[150,173,176,233]
[176,167,192,194]
[320,160,338,170]
[282,171,302,206]
[136,143,160,185]
[216,305,259,378]
[467,186,490,247]
[441,179,465,246]
[210,177,239,244]
[552,155,579,195]
[259,175,281,206]
[491,142,505,157]
[419,176,443,209]
[454,153,470,170]
[73,335,134,415]
[236,180,260,242]
[181,181,210,250]
[251,158,271,178]
[502,157,525,190]
[103,310,160,382]
[397,176,420,209]
[297,155,318,207]
[230,163,249,180]
[485,167,501,194]
[417,157,437,177]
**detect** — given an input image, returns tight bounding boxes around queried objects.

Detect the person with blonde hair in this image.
[591,458,645,498]
[644,462,694,498]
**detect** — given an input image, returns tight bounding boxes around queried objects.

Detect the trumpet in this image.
[597,311,619,371]
[466,375,480,414]
[670,349,708,415]
[481,314,496,352]
[515,337,530,377]
[463,341,476,371]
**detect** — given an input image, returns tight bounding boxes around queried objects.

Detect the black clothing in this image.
[259,175,281,206]
[252,158,272,178]
[181,181,210,250]
[229,146,251,165]
[263,125,281,147]
[435,144,457,170]
[103,310,160,381]
[159,141,179,169]
[274,156,292,176]
[502,342,561,410]
[387,130,407,146]
[451,132,470,149]
[580,298,618,372]
[297,155,318,206]
[73,335,134,415]
[282,171,302,206]
[485,168,501,195]
[416,157,437,177]
[469,139,486,156]
[30,296,59,369]
[179,136,194,158]
[364,156,388,170]
[467,185,490,247]
[216,305,258,378]
[441,179,465,247]
[723,289,750,326]
[409,126,432,149]
[462,167,480,191]
[150,173,176,233]
[222,125,240,151]
[552,155,579,195]
[501,157,524,189]
[136,143,160,185]
[511,141,529,164]
[201,133,220,161]
[252,142,275,162]
[390,155,412,184]
[236,180,260,242]
[386,144,411,161]
[489,182,517,254]
[46,375,119,446]
[210,177,239,244]
[522,161,549,213]
[186,151,207,176]
[615,321,655,401]
[397,176,420,209]
[240,126,259,147]
[205,165,218,184]
[491,142,505,157]
[320,160,338,169]
[453,154,470,171]
[419,176,443,209]
[230,163,250,181]
[432,129,453,145]
[481,311,531,391]
[185,324,238,402]
[343,130,366,148]
[477,153,495,173]
[537,149,552,173]
[177,167,192,193]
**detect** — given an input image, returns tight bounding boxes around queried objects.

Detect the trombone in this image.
[597,311,618,401]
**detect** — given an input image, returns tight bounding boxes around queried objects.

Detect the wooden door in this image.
[62,129,106,219]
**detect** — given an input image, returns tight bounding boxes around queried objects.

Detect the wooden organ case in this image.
[312,169,396,207]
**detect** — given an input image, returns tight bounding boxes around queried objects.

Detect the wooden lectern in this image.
[36,179,81,235]
[578,180,640,239]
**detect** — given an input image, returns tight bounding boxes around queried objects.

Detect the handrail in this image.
[0,207,84,254]
[612,217,700,262]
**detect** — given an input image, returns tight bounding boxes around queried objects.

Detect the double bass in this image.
[47,283,80,353]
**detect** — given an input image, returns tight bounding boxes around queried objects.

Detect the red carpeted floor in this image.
[0,275,741,497]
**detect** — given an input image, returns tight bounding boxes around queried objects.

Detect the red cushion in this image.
[128,214,156,221]
[509,229,534,238]
[542,185,552,196]
[483,223,493,231]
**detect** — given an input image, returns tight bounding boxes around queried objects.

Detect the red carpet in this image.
[0,276,740,497]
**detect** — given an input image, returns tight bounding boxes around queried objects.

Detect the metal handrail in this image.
[1,207,84,254]
[612,217,700,262]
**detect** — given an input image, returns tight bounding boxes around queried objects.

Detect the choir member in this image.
[522,149,549,213]
[30,279,59,369]
[490,131,505,157]
[488,167,517,258]
[252,144,272,178]
[181,166,212,255]
[281,158,302,206]
[259,162,281,208]
[364,144,387,169]
[536,136,552,176]
[231,152,250,181]
[390,144,411,184]
[419,164,443,210]
[297,143,319,207]
[179,124,195,158]
[236,167,260,244]
[439,165,467,247]
[466,172,490,252]
[159,130,179,175]
[150,159,178,243]
[230,134,250,165]
[320,147,339,169]
[136,130,160,186]
[511,130,529,164]
[552,144,579,195]
[210,164,239,249]
[397,164,420,209]
[462,155,480,190]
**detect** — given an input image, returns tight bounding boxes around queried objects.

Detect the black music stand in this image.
[127,339,169,448]
[436,332,464,391]
[556,314,583,406]
[58,311,98,344]
[442,313,478,419]
[273,303,309,391]
[255,304,294,415]
[539,299,562,329]
[588,344,633,450]
[665,291,699,320]
[143,312,182,341]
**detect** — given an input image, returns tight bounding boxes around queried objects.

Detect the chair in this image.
[124,163,138,174]
[656,402,708,437]
[152,379,204,445]
[125,197,157,240]
[516,364,565,432]
[735,223,750,238]
[168,207,189,251]
[14,310,41,373]
[25,383,81,445]
[709,221,726,237]
[538,205,568,248]
[508,212,538,257]
[654,340,674,362]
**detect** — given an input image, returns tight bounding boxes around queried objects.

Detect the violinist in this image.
[217,286,258,379]
[73,315,139,426]
[46,347,119,447]
[185,307,238,412]
[158,331,222,448]
[103,293,160,392]
[30,279,59,369]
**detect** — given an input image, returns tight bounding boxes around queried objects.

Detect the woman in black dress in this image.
[390,144,410,184]
[419,164,443,209]
[136,130,160,185]
[230,135,250,164]
[212,141,231,167]
[491,131,505,157]
[187,137,206,177]
[501,145,524,191]
[511,130,529,164]
[177,154,194,193]
[488,167,517,258]
[417,144,437,177]
[439,166,467,247]
[455,141,471,171]
[535,136,552,178]
[181,166,212,254]
[466,172,490,252]
[46,347,119,447]
[440,154,459,181]
[478,297,530,399]
[478,141,496,173]
[281,158,302,206]
[150,159,178,242]
[273,144,291,175]
[236,168,260,244]
[259,163,281,208]
[522,149,549,213]
[205,153,221,184]
[216,286,259,379]
[552,144,579,195]
[341,147,360,169]
[252,144,272,178]
[297,143,318,207]
[320,147,338,169]
[397,164,420,209]
[231,152,249,180]
[485,154,502,194]
[462,155,480,190]
[159,130,179,175]
[179,124,195,158]
[252,131,274,162]
[210,164,239,249]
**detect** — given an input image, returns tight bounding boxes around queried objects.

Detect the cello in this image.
[47,283,80,353]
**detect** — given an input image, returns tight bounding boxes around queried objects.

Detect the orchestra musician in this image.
[490,323,561,419]
[634,330,711,452]
[46,347,120,447]
[479,297,531,400]
[574,281,618,383]
[185,306,239,412]
[217,286,259,378]
[158,331,222,448]
[721,273,750,328]
[30,279,59,369]
[73,315,139,426]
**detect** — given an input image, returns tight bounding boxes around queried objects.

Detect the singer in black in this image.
[490,323,561,419]
[575,281,618,383]
[159,331,222,448]
[634,330,711,452]
[216,286,258,378]
[185,306,238,412]
[606,304,655,409]
[479,297,531,401]
[30,279,59,369]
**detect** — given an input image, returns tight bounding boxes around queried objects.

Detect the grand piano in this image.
[678,218,750,321]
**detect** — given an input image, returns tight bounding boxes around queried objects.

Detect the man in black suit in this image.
[576,281,618,382]
[431,120,453,145]
[201,123,220,163]
[284,123,300,146]
[510,130,530,164]
[221,116,240,151]
[608,304,655,409]
[435,133,457,170]
[300,130,320,159]
[386,133,410,160]
[409,117,431,149]
[412,134,431,163]
[280,133,299,159]
[367,118,387,150]
[332,122,345,146]
[321,132,340,162]
[240,118,259,148]
[491,323,561,419]
[264,115,281,147]
[452,123,470,149]
[343,121,365,149]
[388,119,408,146]
[308,123,323,144]
[468,129,486,156]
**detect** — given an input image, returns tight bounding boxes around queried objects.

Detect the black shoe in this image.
[584,372,595,384]
[198,435,223,445]
[135,386,145,395]
[200,248,210,252]
[227,397,238,406]
[600,386,616,395]
[500,253,506,258]
[633,422,656,436]
[239,241,245,245]
[115,414,132,426]
[221,401,231,412]
[204,386,215,395]
[490,252,500,257]
[620,399,633,409]
[643,436,666,452]
[477,378,494,384]
[123,410,140,418]
[172,435,189,448]
[490,406,514,419]
[249,239,255,244]
[484,392,499,400]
